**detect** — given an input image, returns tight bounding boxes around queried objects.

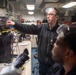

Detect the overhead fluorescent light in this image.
[62,2,76,8]
[28,11,34,15]
[26,5,35,10]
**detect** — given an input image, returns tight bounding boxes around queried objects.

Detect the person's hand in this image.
[6,20,15,26]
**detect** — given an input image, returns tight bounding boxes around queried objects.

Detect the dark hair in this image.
[63,26,76,55]
[42,18,48,23]
[54,7,60,16]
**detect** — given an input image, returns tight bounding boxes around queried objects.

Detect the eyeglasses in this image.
[46,13,56,16]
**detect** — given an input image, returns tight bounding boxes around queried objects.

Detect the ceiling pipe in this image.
[35,0,43,9]
[44,0,59,2]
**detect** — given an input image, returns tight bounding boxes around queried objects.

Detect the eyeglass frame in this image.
[46,13,57,16]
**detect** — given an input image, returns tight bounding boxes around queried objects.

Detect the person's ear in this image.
[66,49,74,57]
[56,15,59,19]
[69,50,74,57]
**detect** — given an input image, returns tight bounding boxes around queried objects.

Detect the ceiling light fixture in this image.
[62,2,76,8]
[26,5,35,10]
[28,11,34,15]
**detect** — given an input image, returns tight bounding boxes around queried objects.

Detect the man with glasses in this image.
[6,7,60,75]
[47,25,76,75]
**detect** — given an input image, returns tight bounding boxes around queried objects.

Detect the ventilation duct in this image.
[44,0,59,2]
[41,3,64,12]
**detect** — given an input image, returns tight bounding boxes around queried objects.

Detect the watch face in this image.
[10,25,14,28]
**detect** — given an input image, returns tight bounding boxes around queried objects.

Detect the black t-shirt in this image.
[47,63,76,75]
